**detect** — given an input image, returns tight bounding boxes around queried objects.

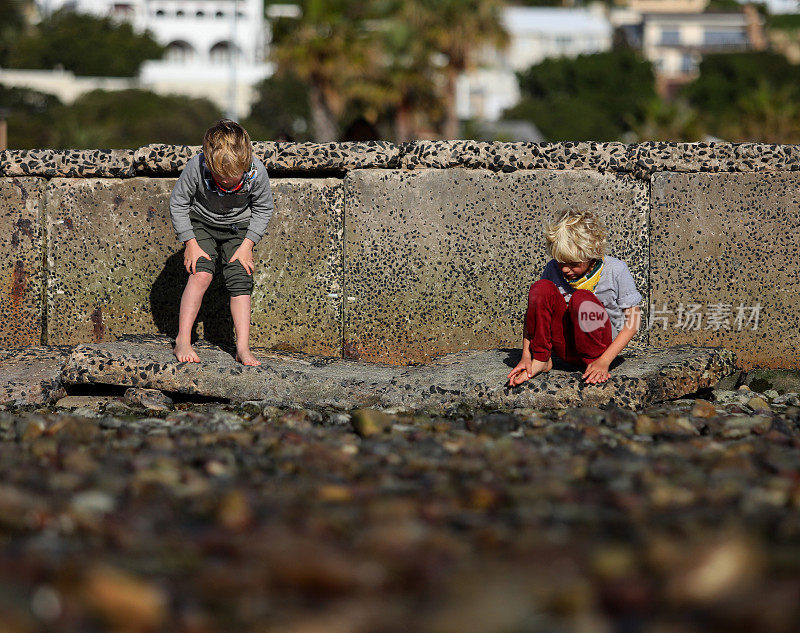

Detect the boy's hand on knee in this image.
[184,239,212,274]
[229,239,255,275]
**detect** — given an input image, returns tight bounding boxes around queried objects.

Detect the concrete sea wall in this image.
[1,141,799,369]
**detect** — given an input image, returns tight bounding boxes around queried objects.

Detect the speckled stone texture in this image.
[399,141,634,173]
[59,335,735,410]
[5,142,800,178]
[45,178,180,345]
[0,345,72,405]
[250,178,343,355]
[134,142,400,175]
[0,149,134,177]
[44,177,344,354]
[0,178,44,347]
[132,145,200,175]
[650,172,800,370]
[343,169,649,365]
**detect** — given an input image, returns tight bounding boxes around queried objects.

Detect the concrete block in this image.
[650,171,800,369]
[0,345,71,405]
[400,141,633,173]
[0,178,44,346]
[60,336,736,410]
[250,178,343,356]
[344,169,648,364]
[0,149,134,177]
[134,142,400,175]
[45,178,343,355]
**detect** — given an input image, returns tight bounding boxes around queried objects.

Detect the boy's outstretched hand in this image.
[582,358,611,384]
[229,238,255,275]
[184,239,212,274]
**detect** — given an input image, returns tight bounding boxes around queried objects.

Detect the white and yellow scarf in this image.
[564,258,604,293]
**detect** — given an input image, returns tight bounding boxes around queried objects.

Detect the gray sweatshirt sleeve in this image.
[244,159,274,245]
[169,157,199,243]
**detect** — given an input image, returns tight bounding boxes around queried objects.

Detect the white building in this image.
[33,0,272,117]
[641,11,753,79]
[457,6,613,122]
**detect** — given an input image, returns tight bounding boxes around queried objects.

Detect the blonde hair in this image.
[544,209,607,263]
[202,119,253,178]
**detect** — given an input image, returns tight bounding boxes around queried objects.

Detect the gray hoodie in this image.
[169,153,274,245]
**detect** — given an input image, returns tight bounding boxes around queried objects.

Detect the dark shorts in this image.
[189,212,253,296]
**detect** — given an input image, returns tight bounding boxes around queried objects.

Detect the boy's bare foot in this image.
[508,357,553,386]
[236,349,262,366]
[174,340,200,363]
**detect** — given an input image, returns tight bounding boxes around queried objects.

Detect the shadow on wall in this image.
[149,252,236,352]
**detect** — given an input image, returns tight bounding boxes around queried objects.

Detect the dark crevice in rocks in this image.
[65,383,130,397]
[64,382,230,404]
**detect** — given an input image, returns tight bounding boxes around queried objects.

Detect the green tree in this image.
[0,85,63,149]
[0,0,28,66]
[7,9,164,77]
[270,1,377,141]
[406,0,508,139]
[243,73,312,141]
[47,90,222,148]
[506,49,656,141]
[683,52,800,118]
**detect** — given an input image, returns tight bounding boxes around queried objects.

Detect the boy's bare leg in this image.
[174,271,213,362]
[230,294,261,366]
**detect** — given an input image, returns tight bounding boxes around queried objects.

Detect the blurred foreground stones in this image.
[2,339,799,631]
[1,364,800,631]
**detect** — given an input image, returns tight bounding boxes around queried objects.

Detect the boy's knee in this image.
[529,279,557,301]
[191,271,214,287]
[569,289,601,307]
[223,264,253,296]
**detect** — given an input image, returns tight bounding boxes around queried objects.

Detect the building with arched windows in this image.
[34,0,272,117]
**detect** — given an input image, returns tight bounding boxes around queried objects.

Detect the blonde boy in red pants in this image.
[508,209,642,386]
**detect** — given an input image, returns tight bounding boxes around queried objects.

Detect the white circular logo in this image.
[578,303,608,333]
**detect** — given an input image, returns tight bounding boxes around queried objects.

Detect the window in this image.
[165,41,196,63]
[176,10,184,17]
[196,10,205,18]
[210,41,241,64]
[660,29,680,46]
[704,30,747,48]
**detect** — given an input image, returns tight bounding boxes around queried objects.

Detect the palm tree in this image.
[408,0,508,139]
[270,0,375,141]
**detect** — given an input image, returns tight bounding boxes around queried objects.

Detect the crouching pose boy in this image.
[508,209,642,386]
[170,119,274,365]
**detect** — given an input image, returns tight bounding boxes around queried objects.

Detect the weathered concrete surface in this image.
[0,149,134,177]
[344,169,649,364]
[134,142,400,174]
[45,178,179,345]
[250,178,343,356]
[60,335,735,410]
[44,177,343,354]
[650,172,800,370]
[0,346,72,405]
[0,178,44,347]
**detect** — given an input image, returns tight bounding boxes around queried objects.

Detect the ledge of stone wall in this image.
[0,149,135,177]
[3,141,800,178]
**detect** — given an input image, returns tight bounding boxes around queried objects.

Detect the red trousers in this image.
[526,279,612,366]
